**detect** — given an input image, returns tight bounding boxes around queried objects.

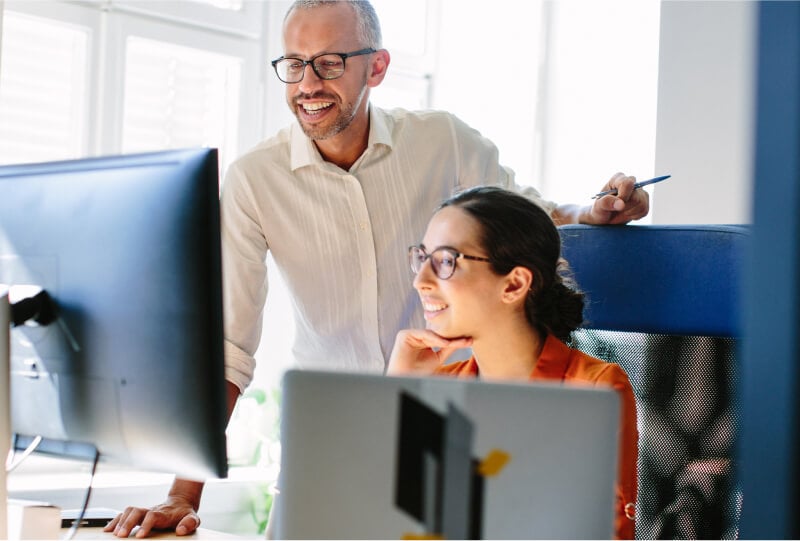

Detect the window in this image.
[370,0,436,110]
[121,37,242,169]
[0,0,262,174]
[0,9,90,163]
[1,3,270,533]
[538,0,661,211]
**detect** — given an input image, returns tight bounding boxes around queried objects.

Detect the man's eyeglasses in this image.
[408,245,492,280]
[271,48,376,84]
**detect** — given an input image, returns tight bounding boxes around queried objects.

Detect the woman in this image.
[388,185,638,539]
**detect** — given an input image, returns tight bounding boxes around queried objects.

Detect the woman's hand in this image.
[387,329,472,375]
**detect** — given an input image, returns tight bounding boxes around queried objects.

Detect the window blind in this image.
[122,36,242,170]
[0,11,88,165]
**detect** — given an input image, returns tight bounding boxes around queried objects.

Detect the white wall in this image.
[653,1,756,224]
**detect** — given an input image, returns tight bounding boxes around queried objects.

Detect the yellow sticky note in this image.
[477,449,511,476]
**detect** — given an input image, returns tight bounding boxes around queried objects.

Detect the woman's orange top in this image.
[434,333,638,540]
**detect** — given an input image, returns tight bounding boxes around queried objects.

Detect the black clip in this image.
[10,290,57,327]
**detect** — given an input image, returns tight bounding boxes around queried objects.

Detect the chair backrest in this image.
[559,224,749,540]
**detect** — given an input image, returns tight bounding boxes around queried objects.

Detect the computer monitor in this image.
[0,148,228,481]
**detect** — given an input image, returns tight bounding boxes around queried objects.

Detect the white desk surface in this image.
[62,526,246,539]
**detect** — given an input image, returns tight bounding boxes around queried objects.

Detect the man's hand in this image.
[387,329,472,375]
[552,172,651,226]
[586,172,650,224]
[104,494,200,538]
[103,382,239,538]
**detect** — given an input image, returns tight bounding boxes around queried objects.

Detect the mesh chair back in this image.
[560,224,749,539]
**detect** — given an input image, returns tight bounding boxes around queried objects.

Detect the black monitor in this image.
[0,148,228,480]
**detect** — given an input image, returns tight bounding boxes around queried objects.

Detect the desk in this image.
[61,526,244,539]
[9,458,268,537]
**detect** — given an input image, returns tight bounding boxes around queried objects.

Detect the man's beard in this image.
[292,84,368,141]
[297,101,354,140]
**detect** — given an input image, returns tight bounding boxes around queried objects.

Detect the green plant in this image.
[227,385,282,534]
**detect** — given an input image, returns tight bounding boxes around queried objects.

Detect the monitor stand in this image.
[1,289,10,540]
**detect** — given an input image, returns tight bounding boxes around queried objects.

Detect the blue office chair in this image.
[559,224,749,540]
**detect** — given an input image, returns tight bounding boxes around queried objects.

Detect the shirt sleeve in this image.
[219,159,270,392]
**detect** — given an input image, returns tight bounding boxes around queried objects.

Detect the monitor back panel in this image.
[276,369,620,540]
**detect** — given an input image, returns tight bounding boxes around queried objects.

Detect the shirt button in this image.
[359,221,368,231]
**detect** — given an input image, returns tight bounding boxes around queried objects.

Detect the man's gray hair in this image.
[286,1,383,49]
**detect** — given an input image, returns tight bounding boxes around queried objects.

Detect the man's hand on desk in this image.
[103,495,200,538]
[105,385,239,538]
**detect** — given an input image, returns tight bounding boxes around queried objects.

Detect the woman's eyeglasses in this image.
[408,245,492,280]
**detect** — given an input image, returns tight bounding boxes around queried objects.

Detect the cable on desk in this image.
[61,448,101,541]
[6,434,43,473]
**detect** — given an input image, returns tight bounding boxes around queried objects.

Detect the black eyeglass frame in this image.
[271,48,377,83]
[408,245,492,280]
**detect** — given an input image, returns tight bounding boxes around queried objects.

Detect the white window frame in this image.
[2,0,264,168]
[3,0,102,159]
[112,0,264,39]
[101,8,262,169]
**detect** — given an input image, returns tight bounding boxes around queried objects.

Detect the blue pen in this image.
[592,174,671,199]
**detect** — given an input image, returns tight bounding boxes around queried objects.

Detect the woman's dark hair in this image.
[438,185,584,342]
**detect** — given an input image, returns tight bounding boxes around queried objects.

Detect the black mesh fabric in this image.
[571,329,741,539]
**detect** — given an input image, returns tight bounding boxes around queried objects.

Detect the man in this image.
[106,0,648,537]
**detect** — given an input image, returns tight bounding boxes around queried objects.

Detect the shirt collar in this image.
[530,334,572,381]
[288,104,393,172]
[289,120,319,171]
[459,334,570,380]
[367,104,393,148]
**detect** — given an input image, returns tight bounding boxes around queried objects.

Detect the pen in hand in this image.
[592,174,671,199]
